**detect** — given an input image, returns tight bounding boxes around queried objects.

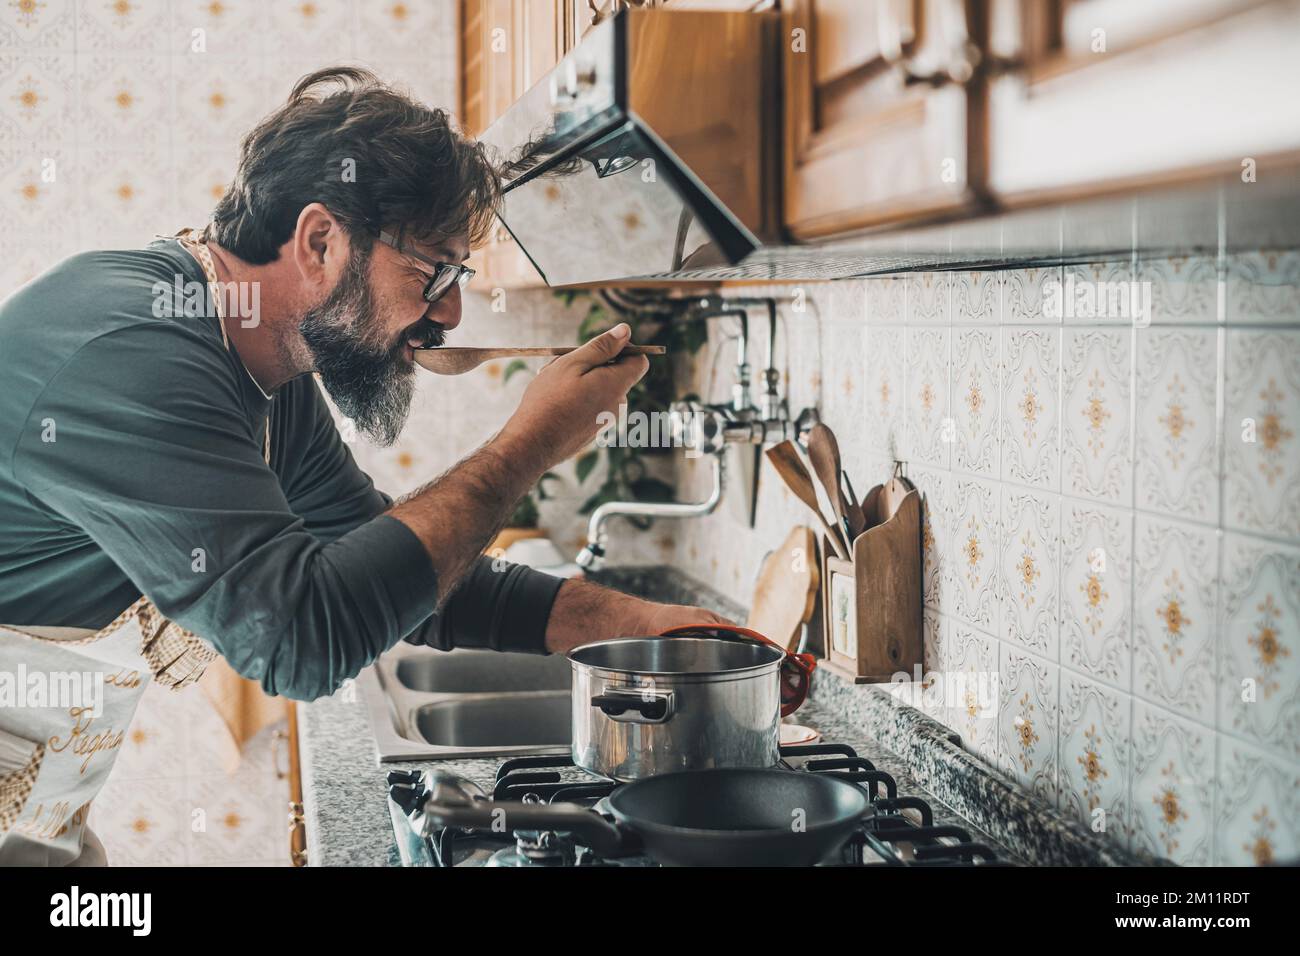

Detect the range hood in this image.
[479,8,780,287]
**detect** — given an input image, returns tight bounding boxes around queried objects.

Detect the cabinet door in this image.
[783,0,988,240]
[986,0,1300,203]
[461,1,563,288]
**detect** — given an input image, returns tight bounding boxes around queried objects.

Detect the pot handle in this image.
[591,690,673,723]
[657,623,817,719]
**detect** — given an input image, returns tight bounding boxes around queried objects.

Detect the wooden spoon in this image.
[806,424,862,541]
[414,345,665,376]
[764,441,850,560]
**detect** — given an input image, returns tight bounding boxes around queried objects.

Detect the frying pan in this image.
[607,767,869,867]
[411,766,871,867]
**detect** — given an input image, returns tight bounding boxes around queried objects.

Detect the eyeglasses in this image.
[377,230,475,304]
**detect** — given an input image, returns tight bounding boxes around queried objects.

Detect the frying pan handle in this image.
[420,797,624,858]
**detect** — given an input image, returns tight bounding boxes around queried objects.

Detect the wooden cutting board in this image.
[746,526,820,653]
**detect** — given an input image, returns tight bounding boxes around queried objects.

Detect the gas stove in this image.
[387,743,1012,867]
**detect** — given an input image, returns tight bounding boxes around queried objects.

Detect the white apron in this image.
[0,230,269,866]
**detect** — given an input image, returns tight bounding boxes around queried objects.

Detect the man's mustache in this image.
[403,317,447,350]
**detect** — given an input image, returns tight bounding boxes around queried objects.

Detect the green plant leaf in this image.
[536,471,562,500]
[575,450,599,485]
[502,358,528,384]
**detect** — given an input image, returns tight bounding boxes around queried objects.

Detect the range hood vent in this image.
[480,9,780,287]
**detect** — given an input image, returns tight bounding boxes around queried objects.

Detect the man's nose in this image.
[428,285,461,330]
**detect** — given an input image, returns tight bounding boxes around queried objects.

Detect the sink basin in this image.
[413,692,571,748]
[359,643,574,762]
[395,650,571,693]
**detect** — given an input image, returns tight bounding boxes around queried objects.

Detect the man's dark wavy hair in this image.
[208,66,500,264]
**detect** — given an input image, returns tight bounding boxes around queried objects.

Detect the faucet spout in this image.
[575,453,725,571]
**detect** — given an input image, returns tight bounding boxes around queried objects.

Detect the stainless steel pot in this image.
[568,634,785,781]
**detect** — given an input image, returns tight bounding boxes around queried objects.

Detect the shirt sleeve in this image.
[12,323,439,701]
[280,379,566,656]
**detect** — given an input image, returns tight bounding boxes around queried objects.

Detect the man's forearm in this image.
[543,577,655,654]
[386,432,541,606]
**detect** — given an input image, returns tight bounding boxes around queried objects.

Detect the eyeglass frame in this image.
[376,229,475,304]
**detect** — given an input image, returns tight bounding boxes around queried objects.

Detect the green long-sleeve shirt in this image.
[0,239,563,700]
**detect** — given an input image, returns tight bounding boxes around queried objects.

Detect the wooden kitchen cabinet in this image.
[985,0,1300,204]
[460,0,566,289]
[782,0,989,240]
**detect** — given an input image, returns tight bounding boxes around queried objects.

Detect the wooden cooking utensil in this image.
[806,424,862,541]
[764,441,850,560]
[841,470,867,535]
[746,526,820,654]
[414,344,666,376]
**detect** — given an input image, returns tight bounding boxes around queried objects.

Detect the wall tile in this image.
[866,275,905,324]
[1223,329,1300,537]
[863,325,906,461]
[946,476,999,635]
[1134,327,1220,524]
[267,0,354,59]
[946,620,999,764]
[1214,735,1300,865]
[953,270,1000,324]
[904,325,950,468]
[1058,669,1132,845]
[171,0,269,57]
[1063,260,1135,325]
[998,486,1060,661]
[76,0,172,52]
[1139,254,1220,324]
[912,465,951,613]
[999,327,1061,490]
[907,271,951,325]
[1003,266,1063,324]
[1132,516,1218,726]
[1062,328,1133,504]
[0,52,78,145]
[997,644,1059,804]
[0,0,76,50]
[1226,249,1300,325]
[1217,533,1299,760]
[78,54,170,150]
[952,325,999,476]
[1060,500,1133,690]
[1130,699,1214,865]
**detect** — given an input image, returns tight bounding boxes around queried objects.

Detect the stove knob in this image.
[386,770,427,816]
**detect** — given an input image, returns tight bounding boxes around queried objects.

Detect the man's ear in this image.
[290,203,349,294]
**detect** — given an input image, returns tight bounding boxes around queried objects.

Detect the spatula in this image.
[414,345,666,376]
[764,441,851,560]
[805,424,863,541]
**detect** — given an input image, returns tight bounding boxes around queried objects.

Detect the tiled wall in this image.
[661,252,1299,866]
[0,0,462,865]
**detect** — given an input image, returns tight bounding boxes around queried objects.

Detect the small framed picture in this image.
[828,564,857,661]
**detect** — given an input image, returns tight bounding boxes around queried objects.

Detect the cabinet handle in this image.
[881,0,982,87]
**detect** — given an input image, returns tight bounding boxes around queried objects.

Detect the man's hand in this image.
[637,602,733,636]
[543,577,734,655]
[498,323,649,474]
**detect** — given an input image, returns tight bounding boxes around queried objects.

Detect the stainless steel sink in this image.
[358,642,573,763]
[414,692,571,748]
[394,649,570,694]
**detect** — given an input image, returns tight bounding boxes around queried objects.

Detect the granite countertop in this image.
[297,678,1019,867]
[298,565,1152,868]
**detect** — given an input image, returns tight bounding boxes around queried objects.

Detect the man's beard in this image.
[298,247,443,447]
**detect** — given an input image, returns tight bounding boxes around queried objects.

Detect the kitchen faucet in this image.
[575,297,815,571]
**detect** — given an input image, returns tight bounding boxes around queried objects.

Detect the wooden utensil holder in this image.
[820,473,923,683]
